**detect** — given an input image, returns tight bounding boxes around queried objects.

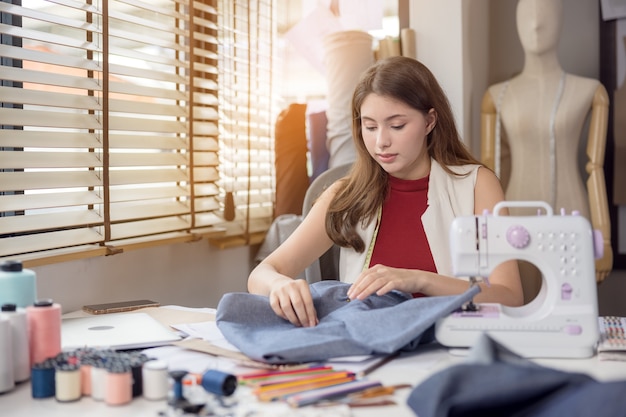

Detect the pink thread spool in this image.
[105,363,132,406]
[26,299,62,366]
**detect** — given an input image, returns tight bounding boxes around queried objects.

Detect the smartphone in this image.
[82,299,160,315]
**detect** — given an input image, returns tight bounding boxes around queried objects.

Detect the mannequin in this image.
[481,0,612,297]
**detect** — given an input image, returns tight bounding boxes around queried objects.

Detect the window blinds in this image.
[0,0,276,263]
[214,0,275,248]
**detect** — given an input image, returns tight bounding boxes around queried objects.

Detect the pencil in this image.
[239,365,334,386]
[357,351,400,378]
[238,364,329,379]
[254,371,354,394]
[254,372,345,388]
[285,379,383,408]
[257,375,357,402]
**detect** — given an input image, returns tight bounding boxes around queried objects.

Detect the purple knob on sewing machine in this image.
[506,225,530,249]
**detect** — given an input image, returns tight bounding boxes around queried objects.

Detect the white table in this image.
[3,342,626,417]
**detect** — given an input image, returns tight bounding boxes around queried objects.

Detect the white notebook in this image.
[61,312,182,350]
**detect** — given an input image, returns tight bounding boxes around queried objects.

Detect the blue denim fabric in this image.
[407,334,626,417]
[216,280,479,364]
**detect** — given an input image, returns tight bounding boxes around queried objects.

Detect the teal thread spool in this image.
[0,261,37,308]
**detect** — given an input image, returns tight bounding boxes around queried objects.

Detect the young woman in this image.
[249,56,523,328]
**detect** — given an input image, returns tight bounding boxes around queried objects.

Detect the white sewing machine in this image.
[435,201,601,358]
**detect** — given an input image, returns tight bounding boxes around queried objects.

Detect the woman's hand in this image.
[268,279,319,328]
[347,264,421,300]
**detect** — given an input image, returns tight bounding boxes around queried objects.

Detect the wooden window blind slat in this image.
[0,130,102,149]
[1,0,277,261]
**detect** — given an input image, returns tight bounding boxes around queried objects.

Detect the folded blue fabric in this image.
[407,334,626,417]
[216,280,480,364]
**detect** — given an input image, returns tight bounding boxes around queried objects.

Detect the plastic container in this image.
[0,261,37,308]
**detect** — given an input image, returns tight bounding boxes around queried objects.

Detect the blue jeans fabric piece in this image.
[216,280,479,364]
[407,334,626,417]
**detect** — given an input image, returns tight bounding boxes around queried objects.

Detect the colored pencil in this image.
[238,365,329,379]
[254,370,352,389]
[238,365,334,386]
[256,375,357,402]
[285,379,383,408]
[254,371,354,394]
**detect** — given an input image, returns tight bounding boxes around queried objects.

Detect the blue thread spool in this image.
[31,359,56,399]
[0,260,37,309]
[168,370,188,406]
[201,369,237,396]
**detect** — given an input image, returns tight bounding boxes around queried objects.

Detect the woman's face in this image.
[360,93,435,180]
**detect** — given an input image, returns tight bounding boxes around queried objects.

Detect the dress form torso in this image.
[489,72,599,219]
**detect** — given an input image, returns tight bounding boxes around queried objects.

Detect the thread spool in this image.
[0,260,37,308]
[55,363,81,402]
[200,369,237,396]
[31,359,56,399]
[129,353,149,397]
[1,303,30,383]
[142,359,169,400]
[27,299,62,366]
[90,361,107,401]
[72,347,98,396]
[0,315,15,393]
[80,359,92,396]
[168,369,188,406]
[106,363,133,406]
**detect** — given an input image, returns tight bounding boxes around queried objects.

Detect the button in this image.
[561,283,573,300]
[564,324,582,335]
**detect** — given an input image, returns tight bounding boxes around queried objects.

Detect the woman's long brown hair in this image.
[326,56,481,252]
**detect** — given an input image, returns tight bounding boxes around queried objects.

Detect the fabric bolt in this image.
[216,280,480,364]
[323,30,374,169]
[407,334,626,417]
[306,109,330,182]
[274,103,309,218]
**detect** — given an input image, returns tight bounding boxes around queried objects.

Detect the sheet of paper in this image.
[171,320,239,352]
[142,345,239,374]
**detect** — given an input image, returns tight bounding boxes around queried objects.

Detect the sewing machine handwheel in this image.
[506,225,530,249]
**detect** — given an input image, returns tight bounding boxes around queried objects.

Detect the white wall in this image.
[30,241,254,313]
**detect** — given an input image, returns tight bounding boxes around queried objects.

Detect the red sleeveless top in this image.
[369,175,437,296]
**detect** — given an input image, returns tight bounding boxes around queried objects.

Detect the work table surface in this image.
[3,343,626,417]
